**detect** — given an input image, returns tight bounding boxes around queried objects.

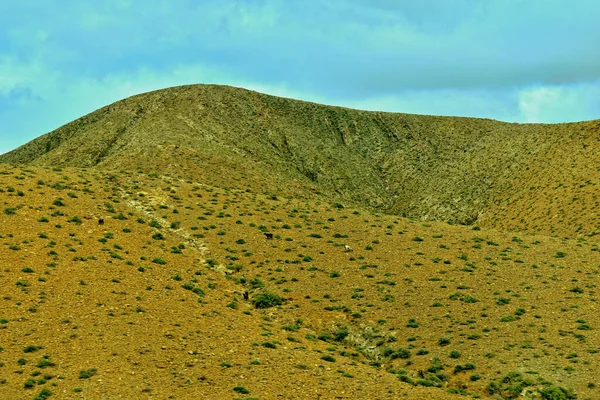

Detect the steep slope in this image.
[2,84,600,237]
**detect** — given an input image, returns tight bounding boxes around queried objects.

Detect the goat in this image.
[98,218,104,225]
[243,291,249,301]
[344,244,352,252]
[264,232,274,240]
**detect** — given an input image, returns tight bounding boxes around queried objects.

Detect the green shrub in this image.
[33,388,52,399]
[36,357,55,368]
[333,327,349,341]
[538,386,576,400]
[79,368,97,379]
[252,292,284,309]
[23,345,40,353]
[406,318,419,328]
[233,386,250,394]
[391,348,411,359]
[24,378,36,388]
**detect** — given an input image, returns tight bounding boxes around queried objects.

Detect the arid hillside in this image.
[1,85,600,399]
[0,164,598,400]
[2,84,600,237]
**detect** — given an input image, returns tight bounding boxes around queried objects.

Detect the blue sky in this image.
[1,0,600,154]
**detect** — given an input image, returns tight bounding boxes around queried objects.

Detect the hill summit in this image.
[2,84,600,237]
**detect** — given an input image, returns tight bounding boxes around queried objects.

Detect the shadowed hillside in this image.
[2,84,600,237]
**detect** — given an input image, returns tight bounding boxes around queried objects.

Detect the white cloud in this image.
[517,81,600,123]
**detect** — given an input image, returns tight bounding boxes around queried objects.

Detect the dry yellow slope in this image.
[2,164,598,399]
[138,169,599,400]
[0,164,471,400]
[480,120,600,238]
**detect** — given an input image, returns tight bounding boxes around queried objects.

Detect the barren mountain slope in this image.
[2,84,600,237]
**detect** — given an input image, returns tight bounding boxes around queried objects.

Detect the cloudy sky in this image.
[1,0,600,153]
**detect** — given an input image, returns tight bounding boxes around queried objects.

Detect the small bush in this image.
[538,386,576,400]
[406,318,419,328]
[233,386,250,394]
[23,345,40,353]
[333,327,349,341]
[252,292,284,309]
[33,388,52,399]
[24,378,36,388]
[392,348,411,359]
[79,368,97,379]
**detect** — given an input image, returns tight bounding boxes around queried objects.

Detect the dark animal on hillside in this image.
[264,232,273,239]
[243,291,249,301]
[98,218,104,225]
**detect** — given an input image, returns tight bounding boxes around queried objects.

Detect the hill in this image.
[1,85,600,399]
[0,164,597,399]
[2,84,600,238]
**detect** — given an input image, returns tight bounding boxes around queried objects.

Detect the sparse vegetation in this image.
[0,86,599,399]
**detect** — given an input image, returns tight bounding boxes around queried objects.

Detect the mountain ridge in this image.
[2,84,599,237]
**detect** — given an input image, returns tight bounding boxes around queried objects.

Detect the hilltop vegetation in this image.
[1,85,599,399]
[2,84,600,237]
